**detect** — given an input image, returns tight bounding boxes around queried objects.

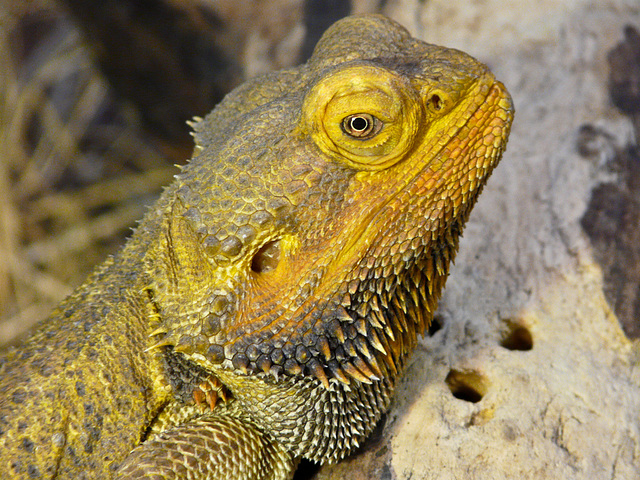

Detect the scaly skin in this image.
[0,14,513,480]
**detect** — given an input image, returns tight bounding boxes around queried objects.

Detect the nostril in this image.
[251,239,281,273]
[424,89,450,114]
[430,93,443,111]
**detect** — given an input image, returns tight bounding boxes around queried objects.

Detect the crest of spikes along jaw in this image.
[143,15,514,391]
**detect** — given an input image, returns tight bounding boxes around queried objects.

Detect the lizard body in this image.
[0,14,513,479]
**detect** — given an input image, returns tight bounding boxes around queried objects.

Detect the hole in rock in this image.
[445,369,488,403]
[500,320,533,351]
[427,314,444,336]
[292,458,320,480]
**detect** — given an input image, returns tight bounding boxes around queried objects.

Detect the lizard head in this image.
[143,15,514,392]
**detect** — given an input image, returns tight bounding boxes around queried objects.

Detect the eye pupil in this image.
[350,116,369,132]
[342,113,380,139]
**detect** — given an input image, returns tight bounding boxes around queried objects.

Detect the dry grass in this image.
[0,0,178,343]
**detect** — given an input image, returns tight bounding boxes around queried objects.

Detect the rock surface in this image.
[315,0,640,478]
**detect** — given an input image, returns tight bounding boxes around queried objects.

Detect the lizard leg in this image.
[192,376,229,412]
[114,415,295,480]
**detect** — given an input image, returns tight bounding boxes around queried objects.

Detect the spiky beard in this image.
[323,237,454,388]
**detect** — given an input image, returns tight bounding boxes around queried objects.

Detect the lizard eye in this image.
[342,113,382,139]
[303,64,423,170]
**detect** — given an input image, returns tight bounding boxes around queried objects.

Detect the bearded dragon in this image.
[0,14,513,479]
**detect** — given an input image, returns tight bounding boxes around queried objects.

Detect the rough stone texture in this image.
[315,0,640,479]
